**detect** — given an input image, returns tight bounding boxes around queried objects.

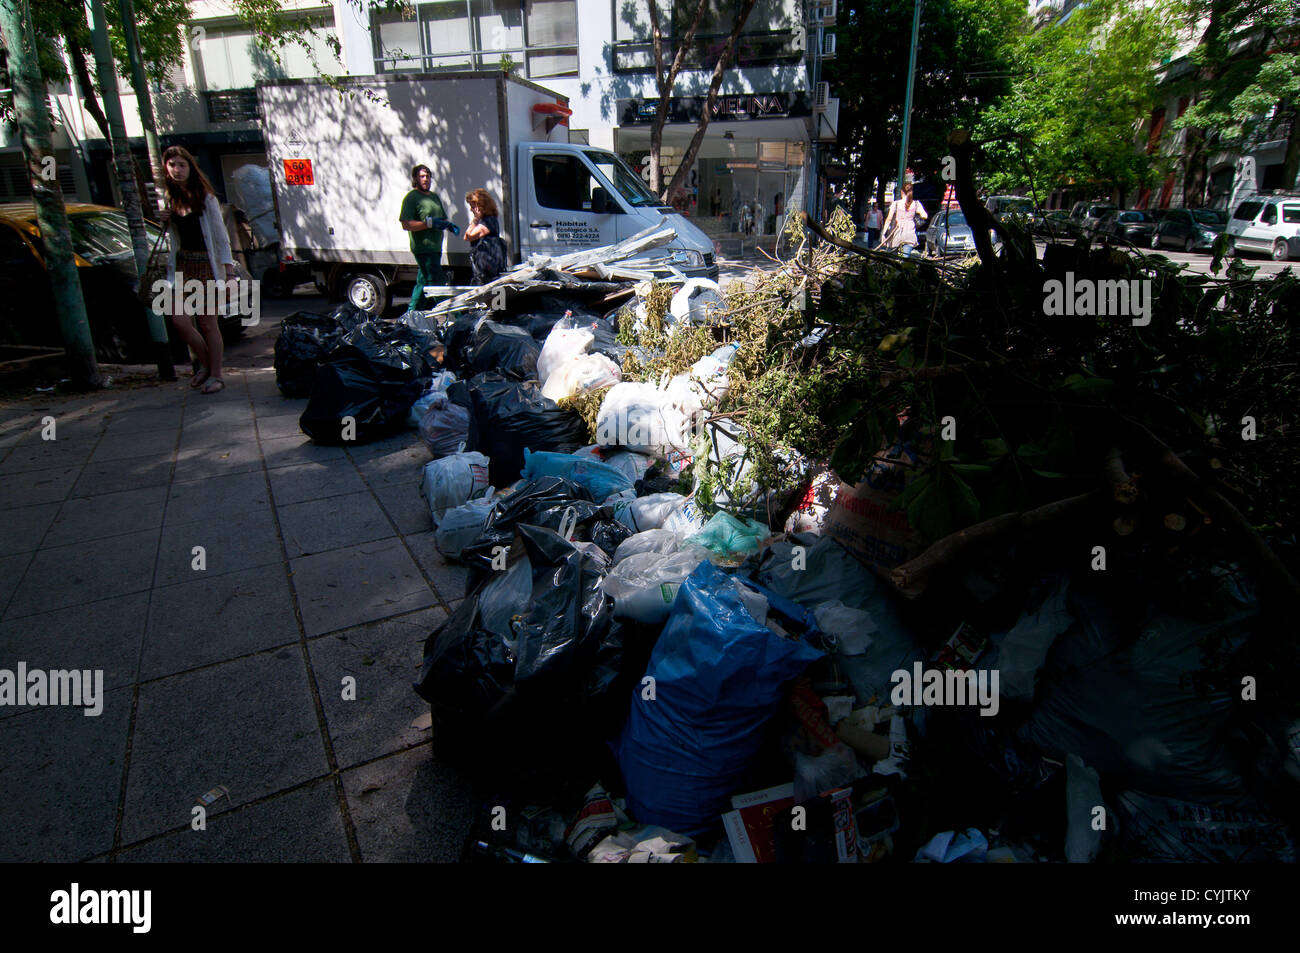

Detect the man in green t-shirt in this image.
[400,164,460,311]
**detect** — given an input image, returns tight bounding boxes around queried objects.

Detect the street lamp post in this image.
[896,0,923,196]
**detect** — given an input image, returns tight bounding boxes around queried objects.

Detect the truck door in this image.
[520,149,620,257]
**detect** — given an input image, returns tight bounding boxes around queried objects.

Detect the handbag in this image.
[137,224,170,307]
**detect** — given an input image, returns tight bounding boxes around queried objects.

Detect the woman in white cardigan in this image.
[159,145,237,394]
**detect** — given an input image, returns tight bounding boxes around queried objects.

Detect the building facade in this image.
[4,0,827,251]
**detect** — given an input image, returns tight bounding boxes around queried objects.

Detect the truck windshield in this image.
[584,150,661,208]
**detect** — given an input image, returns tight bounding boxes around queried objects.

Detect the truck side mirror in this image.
[591,187,611,214]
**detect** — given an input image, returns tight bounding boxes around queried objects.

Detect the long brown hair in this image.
[901,181,914,209]
[162,145,217,211]
[465,188,499,218]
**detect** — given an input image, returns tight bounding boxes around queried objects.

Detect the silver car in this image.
[1225,195,1300,261]
[926,208,1000,257]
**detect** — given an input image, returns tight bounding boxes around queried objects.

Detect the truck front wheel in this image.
[343,272,390,317]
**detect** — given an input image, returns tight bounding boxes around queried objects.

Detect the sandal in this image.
[200,378,225,395]
[189,365,210,389]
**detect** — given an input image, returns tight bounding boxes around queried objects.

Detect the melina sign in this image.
[618,92,811,125]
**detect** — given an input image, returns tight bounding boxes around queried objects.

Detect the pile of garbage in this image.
[272,219,1300,863]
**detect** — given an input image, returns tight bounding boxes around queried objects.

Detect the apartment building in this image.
[3,0,826,246]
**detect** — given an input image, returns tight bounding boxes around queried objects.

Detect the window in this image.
[611,0,802,72]
[1283,205,1300,224]
[585,150,658,207]
[0,223,35,263]
[372,0,577,77]
[1261,204,1277,225]
[1191,210,1223,226]
[1233,201,1262,221]
[194,12,341,91]
[534,154,600,211]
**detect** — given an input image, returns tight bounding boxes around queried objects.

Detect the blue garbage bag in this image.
[521,448,634,503]
[615,561,824,835]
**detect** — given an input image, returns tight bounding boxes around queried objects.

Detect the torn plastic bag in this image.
[814,601,877,656]
[521,448,634,503]
[613,528,684,564]
[542,352,621,402]
[615,562,825,835]
[595,382,692,457]
[589,519,634,557]
[601,547,709,624]
[687,511,769,564]
[408,370,458,426]
[1111,789,1294,862]
[669,278,726,326]
[418,400,471,459]
[458,476,605,578]
[415,524,614,738]
[468,321,541,381]
[1017,575,1258,797]
[984,576,1074,703]
[299,353,426,445]
[612,492,689,533]
[420,452,491,524]
[435,493,497,560]
[464,373,589,487]
[273,305,368,398]
[552,312,628,366]
[663,344,738,420]
[537,325,594,385]
[436,311,489,375]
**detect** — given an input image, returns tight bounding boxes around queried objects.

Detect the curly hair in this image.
[411,164,432,188]
[465,188,499,218]
[161,145,217,211]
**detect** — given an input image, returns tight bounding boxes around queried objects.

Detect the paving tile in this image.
[372,482,433,536]
[255,413,307,442]
[87,428,175,464]
[121,649,328,844]
[352,442,432,488]
[178,419,259,451]
[117,780,350,862]
[342,745,478,862]
[69,454,173,498]
[309,607,445,769]
[406,530,472,605]
[251,395,307,419]
[102,406,184,436]
[277,491,393,558]
[43,484,168,548]
[154,512,283,588]
[0,465,82,510]
[290,537,435,637]
[171,440,263,482]
[141,565,299,679]
[0,592,149,717]
[260,434,347,470]
[268,460,367,507]
[0,501,61,555]
[0,552,32,610]
[344,432,422,461]
[0,438,97,475]
[0,687,132,862]
[165,469,271,527]
[3,528,159,619]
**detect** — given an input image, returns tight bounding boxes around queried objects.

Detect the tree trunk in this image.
[118,0,165,212]
[65,33,110,141]
[646,0,709,199]
[663,0,759,201]
[0,0,101,388]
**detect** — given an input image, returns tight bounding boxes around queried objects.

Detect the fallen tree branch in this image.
[889,490,1104,598]
[878,358,1018,386]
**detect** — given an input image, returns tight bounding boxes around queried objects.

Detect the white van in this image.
[257,72,718,314]
[1225,194,1300,262]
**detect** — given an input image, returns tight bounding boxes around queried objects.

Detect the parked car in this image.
[1067,201,1118,236]
[1151,208,1226,253]
[1095,209,1156,246]
[925,208,1001,257]
[1224,194,1300,261]
[0,203,245,363]
[1034,209,1073,236]
[985,195,1039,230]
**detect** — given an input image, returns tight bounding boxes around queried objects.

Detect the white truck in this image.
[257,72,718,315]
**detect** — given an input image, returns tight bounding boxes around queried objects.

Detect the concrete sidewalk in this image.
[0,316,481,862]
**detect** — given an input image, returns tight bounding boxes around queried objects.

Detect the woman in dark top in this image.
[464,188,507,285]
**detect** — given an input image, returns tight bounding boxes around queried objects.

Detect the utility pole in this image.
[117,0,164,207]
[896,0,923,197]
[86,0,175,379]
[0,0,102,388]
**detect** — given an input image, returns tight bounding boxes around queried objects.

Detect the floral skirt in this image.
[175,250,214,283]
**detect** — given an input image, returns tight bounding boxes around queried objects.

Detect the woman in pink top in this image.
[882,182,928,251]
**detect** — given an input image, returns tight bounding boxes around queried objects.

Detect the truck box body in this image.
[257,72,717,313]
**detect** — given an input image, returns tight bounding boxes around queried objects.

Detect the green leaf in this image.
[828,398,863,427]
[1031,469,1071,479]
[901,466,981,541]
[980,438,1009,458]
[952,463,995,474]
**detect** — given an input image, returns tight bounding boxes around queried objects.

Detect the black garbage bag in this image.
[273,304,368,398]
[464,372,588,486]
[414,524,616,776]
[467,321,540,381]
[590,518,633,557]
[436,311,485,376]
[299,321,437,445]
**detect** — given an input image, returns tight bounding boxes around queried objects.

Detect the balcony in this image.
[611,28,805,74]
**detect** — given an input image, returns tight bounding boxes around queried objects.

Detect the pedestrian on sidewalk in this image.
[865,199,883,248]
[158,144,237,394]
[881,182,927,253]
[400,164,458,312]
[464,188,507,285]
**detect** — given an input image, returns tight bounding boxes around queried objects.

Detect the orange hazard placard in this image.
[284,158,314,186]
